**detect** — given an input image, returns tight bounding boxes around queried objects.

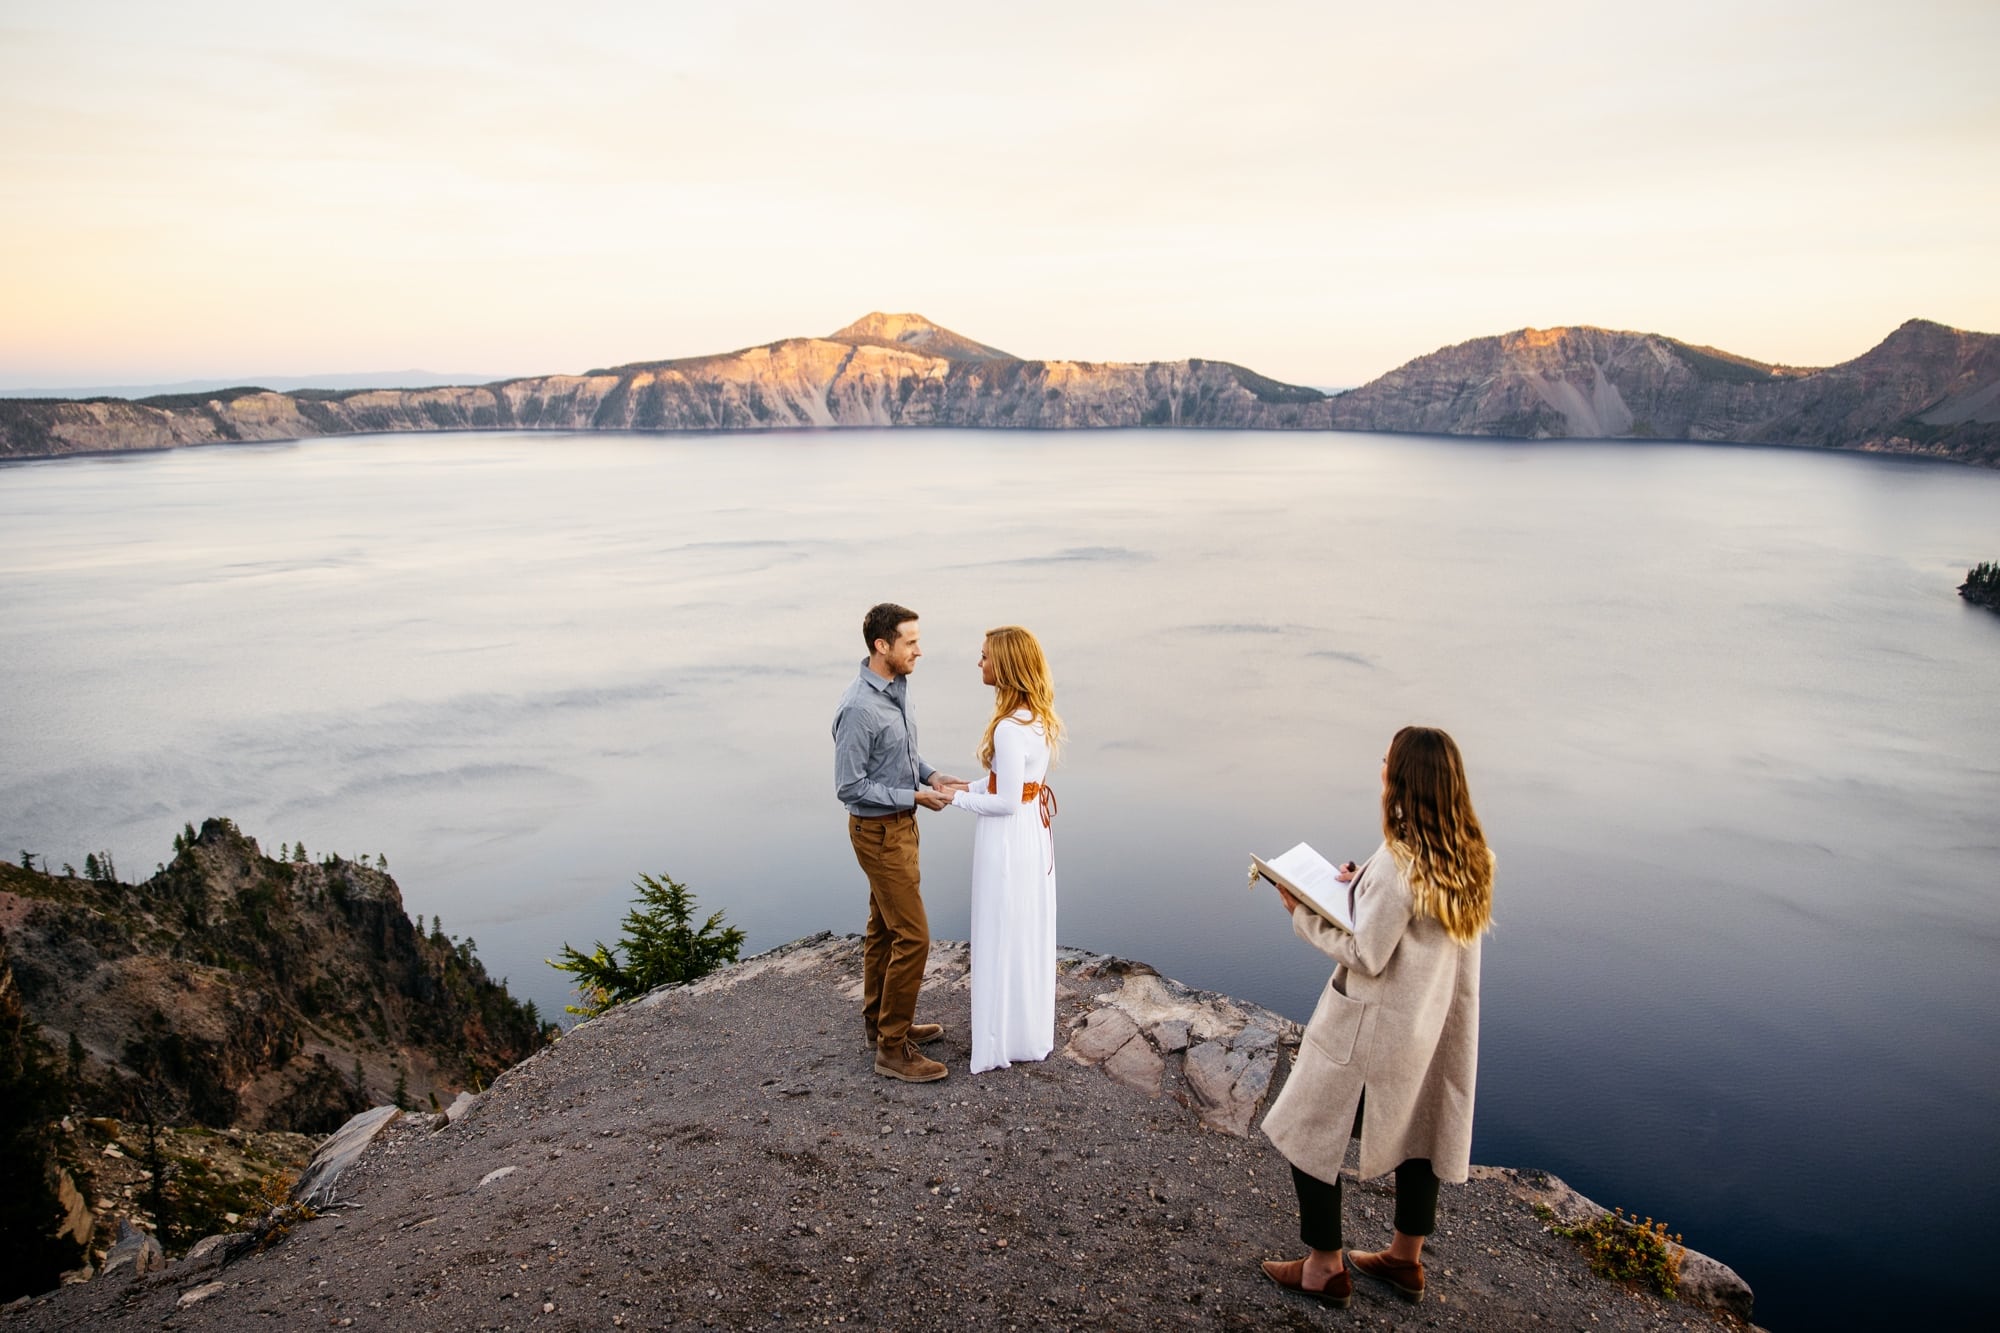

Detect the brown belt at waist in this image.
[986,774,1058,828]
[850,808,915,822]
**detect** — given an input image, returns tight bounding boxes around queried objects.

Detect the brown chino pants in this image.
[848,810,929,1051]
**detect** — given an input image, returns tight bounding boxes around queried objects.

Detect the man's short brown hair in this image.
[863,603,918,654]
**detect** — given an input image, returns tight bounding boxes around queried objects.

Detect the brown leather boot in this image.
[866,1022,944,1048]
[1348,1249,1425,1303]
[874,1039,948,1083]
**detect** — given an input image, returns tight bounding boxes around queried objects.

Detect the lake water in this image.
[2,429,1996,1326]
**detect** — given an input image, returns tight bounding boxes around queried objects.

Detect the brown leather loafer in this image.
[875,1040,949,1083]
[1260,1256,1352,1309]
[1348,1249,1424,1303]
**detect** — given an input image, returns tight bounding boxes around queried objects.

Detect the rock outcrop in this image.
[0,819,547,1136]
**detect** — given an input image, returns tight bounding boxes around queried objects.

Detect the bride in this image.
[949,625,1063,1073]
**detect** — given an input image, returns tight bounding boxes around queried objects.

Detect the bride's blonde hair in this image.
[1382,726,1494,944]
[976,626,1065,770]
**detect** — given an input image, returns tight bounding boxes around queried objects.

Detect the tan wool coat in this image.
[1259,841,1482,1185]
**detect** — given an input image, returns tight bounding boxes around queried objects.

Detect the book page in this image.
[1252,841,1355,931]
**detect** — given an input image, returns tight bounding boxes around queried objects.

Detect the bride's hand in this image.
[930,773,970,792]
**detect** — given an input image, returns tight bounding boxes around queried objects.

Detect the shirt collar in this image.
[857,659,905,698]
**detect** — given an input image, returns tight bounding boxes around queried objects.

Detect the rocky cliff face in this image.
[1325,318,2000,465]
[0,820,546,1137]
[0,313,1326,459]
[6,312,1994,466]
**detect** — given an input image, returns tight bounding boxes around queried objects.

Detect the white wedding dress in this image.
[950,711,1056,1073]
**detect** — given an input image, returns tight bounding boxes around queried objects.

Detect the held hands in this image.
[915,787,954,811]
[929,773,971,793]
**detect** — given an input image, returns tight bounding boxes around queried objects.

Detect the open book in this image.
[1249,841,1356,932]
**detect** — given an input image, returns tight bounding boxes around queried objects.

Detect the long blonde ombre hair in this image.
[976,626,1065,770]
[1382,726,1494,944]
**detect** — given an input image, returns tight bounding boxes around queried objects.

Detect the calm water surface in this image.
[3,429,1997,1326]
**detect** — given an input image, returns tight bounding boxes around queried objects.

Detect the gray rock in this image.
[1150,1019,1191,1053]
[179,1232,254,1270]
[99,1218,165,1280]
[1062,1008,1140,1064]
[1678,1250,1755,1322]
[1100,1033,1165,1097]
[1180,1041,1277,1138]
[292,1105,402,1209]
[176,1281,227,1309]
[432,1089,480,1129]
[1230,1021,1281,1053]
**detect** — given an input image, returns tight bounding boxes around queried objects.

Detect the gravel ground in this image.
[4,935,1751,1332]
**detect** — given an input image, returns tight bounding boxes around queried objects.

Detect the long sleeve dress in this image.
[949,710,1056,1073]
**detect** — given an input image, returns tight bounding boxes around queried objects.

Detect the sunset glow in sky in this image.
[2,0,1996,389]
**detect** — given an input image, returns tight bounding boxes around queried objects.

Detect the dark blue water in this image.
[3,429,1996,1326]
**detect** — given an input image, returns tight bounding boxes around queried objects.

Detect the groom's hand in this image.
[929,773,970,792]
[915,787,954,810]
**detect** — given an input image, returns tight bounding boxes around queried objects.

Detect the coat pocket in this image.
[1303,985,1367,1066]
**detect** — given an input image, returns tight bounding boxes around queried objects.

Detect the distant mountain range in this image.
[0,370,506,399]
[2,311,1994,466]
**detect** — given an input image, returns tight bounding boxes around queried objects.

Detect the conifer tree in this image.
[549,873,745,1017]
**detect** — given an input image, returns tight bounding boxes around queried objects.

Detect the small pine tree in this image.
[292,842,307,864]
[83,852,100,881]
[548,873,745,1017]
[376,853,388,871]
[17,851,33,871]
[61,863,75,879]
[392,1068,410,1111]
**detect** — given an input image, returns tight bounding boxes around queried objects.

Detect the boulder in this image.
[292,1105,401,1209]
[1062,1008,1140,1064]
[1100,1034,1165,1097]
[99,1217,166,1280]
[1181,1041,1278,1138]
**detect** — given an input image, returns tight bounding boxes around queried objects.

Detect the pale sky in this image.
[2,0,1996,388]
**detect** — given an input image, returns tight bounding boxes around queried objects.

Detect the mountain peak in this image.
[827,312,1016,361]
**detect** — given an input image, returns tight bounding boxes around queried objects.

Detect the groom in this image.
[833,602,966,1083]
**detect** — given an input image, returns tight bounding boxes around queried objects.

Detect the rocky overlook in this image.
[5,934,1756,1331]
[4,311,1990,467]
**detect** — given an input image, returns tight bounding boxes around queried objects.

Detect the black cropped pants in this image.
[1291,1158,1439,1253]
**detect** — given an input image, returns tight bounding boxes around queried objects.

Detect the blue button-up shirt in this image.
[832,661,937,817]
